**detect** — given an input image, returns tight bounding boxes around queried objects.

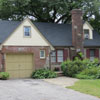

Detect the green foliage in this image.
[75,66,100,79]
[31,68,57,79]
[61,58,99,78]
[0,72,10,80]
[61,59,85,77]
[75,74,95,79]
[0,0,99,28]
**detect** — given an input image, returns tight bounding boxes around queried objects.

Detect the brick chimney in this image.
[71,9,84,54]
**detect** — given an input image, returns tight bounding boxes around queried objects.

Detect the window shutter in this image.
[86,49,90,58]
[64,49,68,61]
[95,49,99,58]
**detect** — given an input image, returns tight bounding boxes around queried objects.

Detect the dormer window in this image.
[84,29,89,39]
[24,26,31,37]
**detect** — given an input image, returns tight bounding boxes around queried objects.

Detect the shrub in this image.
[61,59,85,77]
[0,72,9,80]
[31,68,57,79]
[61,58,99,78]
[75,66,100,79]
[75,74,96,79]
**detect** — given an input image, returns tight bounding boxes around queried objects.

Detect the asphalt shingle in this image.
[0,20,100,47]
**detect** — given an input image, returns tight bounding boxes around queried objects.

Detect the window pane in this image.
[84,29,89,39]
[51,51,56,62]
[24,26,30,36]
[90,49,95,57]
[57,50,63,56]
[57,50,63,62]
[51,57,56,62]
[84,29,89,34]
[51,51,56,56]
[40,50,45,58]
[57,57,63,62]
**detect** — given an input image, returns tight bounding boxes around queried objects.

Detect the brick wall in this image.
[0,46,50,71]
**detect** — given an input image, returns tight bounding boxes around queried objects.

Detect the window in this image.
[24,26,31,37]
[57,50,63,62]
[40,50,45,59]
[84,29,89,39]
[90,49,95,61]
[51,51,56,62]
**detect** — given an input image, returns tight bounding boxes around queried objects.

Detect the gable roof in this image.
[34,22,100,47]
[34,22,72,46]
[0,20,21,44]
[0,20,100,47]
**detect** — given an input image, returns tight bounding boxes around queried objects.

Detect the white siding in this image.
[83,22,93,39]
[3,19,49,46]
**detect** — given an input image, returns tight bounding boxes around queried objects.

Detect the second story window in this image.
[84,29,89,39]
[24,26,31,37]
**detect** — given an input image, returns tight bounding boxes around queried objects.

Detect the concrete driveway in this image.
[0,79,99,100]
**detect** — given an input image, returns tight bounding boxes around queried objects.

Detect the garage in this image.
[5,53,34,78]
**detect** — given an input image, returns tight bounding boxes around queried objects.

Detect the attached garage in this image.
[5,53,34,78]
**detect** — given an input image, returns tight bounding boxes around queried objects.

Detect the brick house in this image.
[0,9,100,78]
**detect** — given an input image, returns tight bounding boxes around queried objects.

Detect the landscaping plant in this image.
[61,58,100,79]
[31,68,57,79]
[0,72,10,80]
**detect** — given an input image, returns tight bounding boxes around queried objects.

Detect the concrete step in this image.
[55,71,64,77]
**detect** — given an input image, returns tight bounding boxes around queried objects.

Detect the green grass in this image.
[67,79,100,98]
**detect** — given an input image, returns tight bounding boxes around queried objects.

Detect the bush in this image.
[61,59,85,77]
[75,66,100,79]
[31,68,57,79]
[75,74,96,79]
[61,58,99,78]
[0,72,9,80]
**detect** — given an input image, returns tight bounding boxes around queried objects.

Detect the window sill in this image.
[40,57,45,60]
[51,62,62,65]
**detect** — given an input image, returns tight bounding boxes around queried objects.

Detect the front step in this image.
[55,71,64,77]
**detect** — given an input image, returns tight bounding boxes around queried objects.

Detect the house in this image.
[0,9,100,78]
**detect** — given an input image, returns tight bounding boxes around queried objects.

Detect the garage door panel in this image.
[25,63,33,70]
[25,70,33,77]
[8,71,19,78]
[6,63,20,70]
[6,54,34,78]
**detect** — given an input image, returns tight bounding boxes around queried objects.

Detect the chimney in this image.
[71,9,84,54]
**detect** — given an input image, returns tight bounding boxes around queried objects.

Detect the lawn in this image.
[67,79,100,98]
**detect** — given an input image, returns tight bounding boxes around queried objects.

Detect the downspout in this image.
[49,51,52,70]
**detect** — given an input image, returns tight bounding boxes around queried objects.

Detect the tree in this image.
[0,0,100,32]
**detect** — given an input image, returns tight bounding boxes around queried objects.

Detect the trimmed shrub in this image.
[0,72,10,80]
[31,68,57,79]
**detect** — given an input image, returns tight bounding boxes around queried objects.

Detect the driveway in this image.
[0,79,99,100]
[43,77,79,87]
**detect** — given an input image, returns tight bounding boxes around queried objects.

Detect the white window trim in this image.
[24,26,31,37]
[40,50,45,59]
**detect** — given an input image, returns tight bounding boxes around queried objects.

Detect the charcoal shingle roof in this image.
[0,20,100,47]
[0,20,21,43]
[34,22,100,47]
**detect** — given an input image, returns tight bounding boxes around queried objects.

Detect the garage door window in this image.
[40,50,45,59]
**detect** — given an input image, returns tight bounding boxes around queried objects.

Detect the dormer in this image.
[83,21,94,39]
